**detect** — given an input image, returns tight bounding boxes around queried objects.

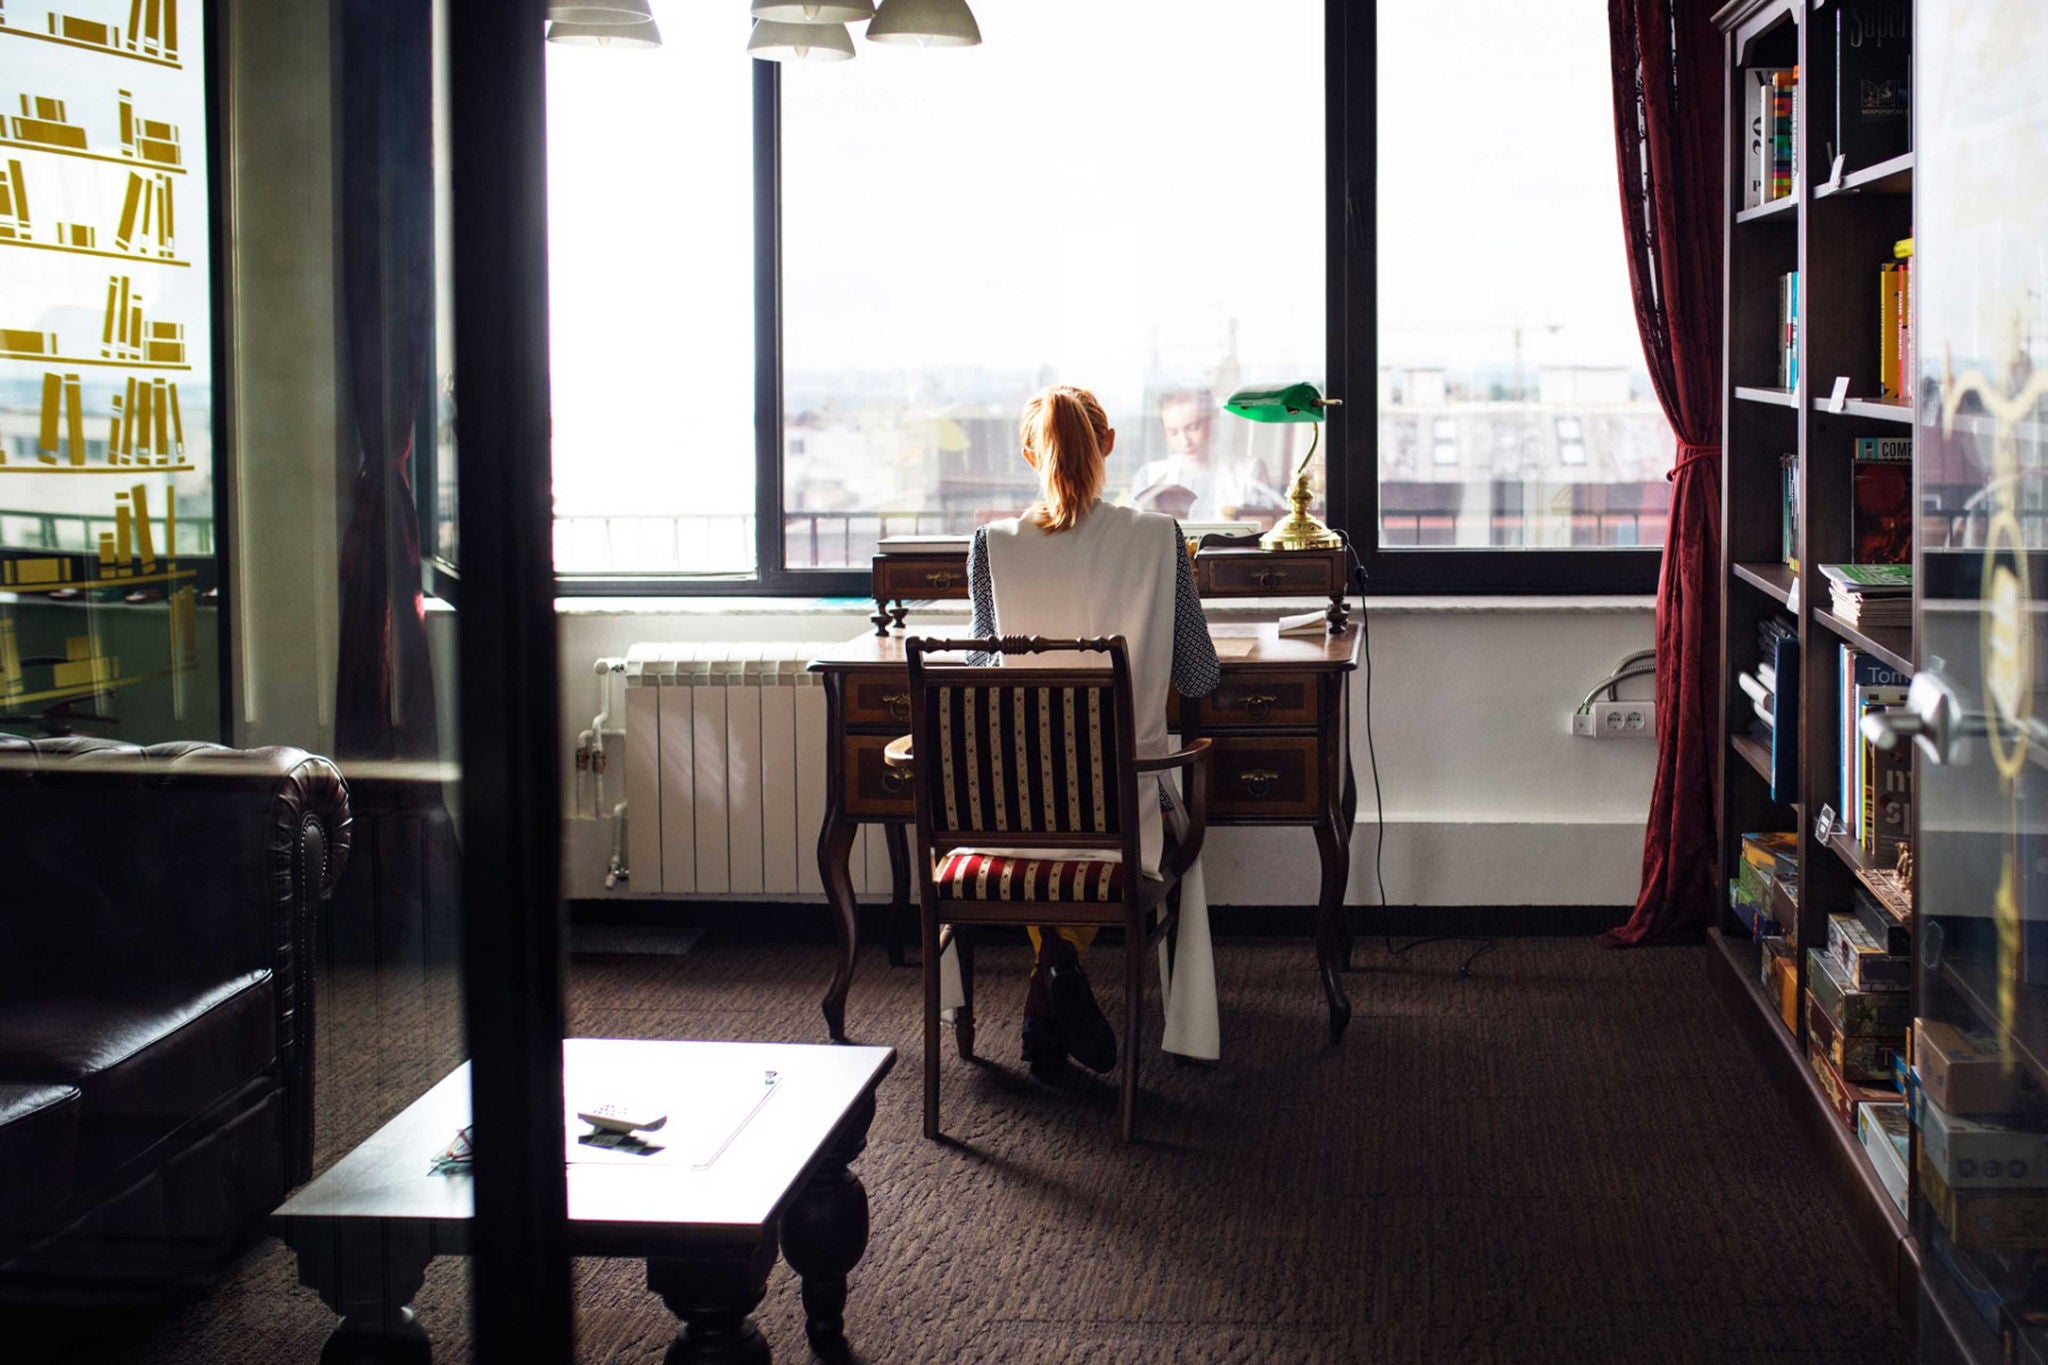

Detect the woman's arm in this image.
[967,527,996,667]
[1170,522,1221,699]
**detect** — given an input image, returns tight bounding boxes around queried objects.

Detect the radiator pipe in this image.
[605,801,629,889]
[589,658,625,820]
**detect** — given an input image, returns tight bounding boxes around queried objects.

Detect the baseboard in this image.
[569,899,1629,943]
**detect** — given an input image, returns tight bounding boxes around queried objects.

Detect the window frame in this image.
[547,1,1662,599]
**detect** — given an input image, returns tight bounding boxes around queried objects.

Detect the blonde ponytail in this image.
[1019,385,1109,532]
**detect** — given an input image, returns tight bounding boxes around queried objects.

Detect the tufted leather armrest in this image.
[0,736,352,1184]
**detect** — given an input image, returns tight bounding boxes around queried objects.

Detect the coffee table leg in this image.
[648,1232,778,1365]
[287,1219,434,1364]
[777,1092,877,1365]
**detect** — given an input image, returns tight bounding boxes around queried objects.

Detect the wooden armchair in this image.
[884,635,1210,1142]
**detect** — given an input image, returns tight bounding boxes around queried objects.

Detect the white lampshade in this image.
[545,0,650,23]
[546,17,661,47]
[751,1,876,22]
[865,0,980,47]
[747,19,857,61]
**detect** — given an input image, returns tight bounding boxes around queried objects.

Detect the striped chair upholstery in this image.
[931,851,1127,903]
[928,682,1122,837]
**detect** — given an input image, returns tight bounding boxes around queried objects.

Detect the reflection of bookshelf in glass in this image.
[0,0,184,69]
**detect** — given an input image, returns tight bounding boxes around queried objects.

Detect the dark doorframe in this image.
[447,0,573,1358]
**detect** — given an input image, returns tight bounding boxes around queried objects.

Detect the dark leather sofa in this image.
[0,737,350,1300]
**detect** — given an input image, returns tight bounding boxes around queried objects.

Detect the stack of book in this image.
[1912,1019,2048,1257]
[1745,66,1800,207]
[1806,915,1909,1131]
[1730,830,1797,940]
[1743,614,1799,801]
[1822,562,1911,629]
[1778,271,1801,390]
[1879,237,1915,404]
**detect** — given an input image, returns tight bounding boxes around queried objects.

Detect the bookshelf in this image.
[1709,0,1926,1332]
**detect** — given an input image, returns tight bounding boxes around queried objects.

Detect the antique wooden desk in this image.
[812,543,1362,1046]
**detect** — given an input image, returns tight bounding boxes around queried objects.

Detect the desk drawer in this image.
[843,673,915,727]
[844,732,916,818]
[1205,735,1322,819]
[1193,677,1317,728]
[1196,551,1343,599]
[874,555,970,601]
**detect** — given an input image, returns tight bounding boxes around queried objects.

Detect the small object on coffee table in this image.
[577,1103,669,1135]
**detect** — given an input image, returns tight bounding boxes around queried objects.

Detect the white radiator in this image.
[621,643,896,899]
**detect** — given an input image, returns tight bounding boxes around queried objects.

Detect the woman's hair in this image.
[1019,385,1110,532]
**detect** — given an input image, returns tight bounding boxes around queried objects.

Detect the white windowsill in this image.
[552,594,1656,618]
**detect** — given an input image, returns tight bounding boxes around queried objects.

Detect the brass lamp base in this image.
[1260,472,1342,551]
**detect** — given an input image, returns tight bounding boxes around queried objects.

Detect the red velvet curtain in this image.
[1602,0,1725,946]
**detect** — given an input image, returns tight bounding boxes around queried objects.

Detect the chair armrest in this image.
[883,734,916,770]
[1134,738,1211,774]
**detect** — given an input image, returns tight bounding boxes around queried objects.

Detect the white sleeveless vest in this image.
[981,501,1180,873]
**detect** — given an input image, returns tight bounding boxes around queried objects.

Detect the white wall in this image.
[555,597,1659,908]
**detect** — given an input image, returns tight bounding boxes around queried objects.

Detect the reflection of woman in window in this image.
[951,385,1222,1073]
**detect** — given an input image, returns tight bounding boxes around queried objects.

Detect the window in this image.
[536,1,1660,594]
[778,1,1325,569]
[546,9,757,577]
[1369,0,1669,577]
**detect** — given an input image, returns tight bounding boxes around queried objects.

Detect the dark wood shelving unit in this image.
[1711,0,1926,1332]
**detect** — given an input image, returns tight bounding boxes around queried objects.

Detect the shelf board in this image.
[1734,385,1799,408]
[1733,561,1796,605]
[1731,733,1777,788]
[1811,607,1914,676]
[1736,195,1799,224]
[1813,396,1915,424]
[1820,831,1914,923]
[1815,151,1916,199]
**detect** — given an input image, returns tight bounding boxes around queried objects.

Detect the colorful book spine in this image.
[1771,71,1797,201]
[1895,238,1914,406]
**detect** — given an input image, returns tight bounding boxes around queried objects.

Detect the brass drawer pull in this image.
[1250,568,1290,589]
[881,768,911,795]
[923,570,963,589]
[1235,691,1277,721]
[881,690,910,721]
[1237,768,1281,798]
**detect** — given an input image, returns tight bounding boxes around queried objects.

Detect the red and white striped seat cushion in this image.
[931,851,1126,903]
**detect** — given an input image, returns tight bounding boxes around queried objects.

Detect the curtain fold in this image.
[334,0,438,765]
[1602,0,1726,946]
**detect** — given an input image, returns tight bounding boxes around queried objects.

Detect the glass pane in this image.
[0,0,475,1348]
[0,0,218,736]
[1376,0,1673,549]
[780,1,1325,568]
[546,10,756,577]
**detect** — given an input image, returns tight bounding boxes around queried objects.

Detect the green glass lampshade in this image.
[1224,382,1329,424]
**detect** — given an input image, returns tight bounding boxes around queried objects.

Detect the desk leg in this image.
[779,1091,877,1365]
[1313,816,1354,1045]
[883,823,913,969]
[818,811,859,1043]
[288,1219,434,1365]
[648,1231,778,1365]
[1339,759,1359,970]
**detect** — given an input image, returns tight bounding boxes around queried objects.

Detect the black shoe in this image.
[1021,1013,1068,1070]
[1046,956,1117,1074]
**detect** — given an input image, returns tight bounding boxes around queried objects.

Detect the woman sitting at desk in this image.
[953,384,1222,1073]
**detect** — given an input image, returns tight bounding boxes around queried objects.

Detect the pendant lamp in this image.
[546,0,652,23]
[747,19,857,61]
[865,0,980,47]
[546,17,661,47]
[751,1,876,22]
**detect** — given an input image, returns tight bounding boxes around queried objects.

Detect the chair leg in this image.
[955,927,976,1060]
[1121,910,1143,1143]
[923,907,942,1141]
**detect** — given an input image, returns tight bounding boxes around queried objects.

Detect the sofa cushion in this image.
[0,1084,80,1238]
[0,972,274,1190]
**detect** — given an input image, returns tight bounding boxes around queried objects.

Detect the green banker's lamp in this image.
[1225,382,1343,551]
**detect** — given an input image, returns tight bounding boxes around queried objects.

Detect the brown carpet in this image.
[40,933,1909,1363]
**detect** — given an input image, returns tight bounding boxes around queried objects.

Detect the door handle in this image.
[1861,669,1968,765]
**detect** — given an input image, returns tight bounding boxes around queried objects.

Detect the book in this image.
[1895,238,1915,406]
[1777,272,1802,390]
[1771,70,1798,201]
[1840,647,1910,840]
[1833,1,1911,169]
[1851,452,1912,564]
[1879,261,1901,399]
[1276,609,1326,638]
[1745,67,1794,208]
[1780,453,1800,569]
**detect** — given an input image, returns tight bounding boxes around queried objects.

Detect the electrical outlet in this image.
[1569,701,1656,739]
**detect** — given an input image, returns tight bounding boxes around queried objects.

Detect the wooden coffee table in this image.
[275,1038,895,1363]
